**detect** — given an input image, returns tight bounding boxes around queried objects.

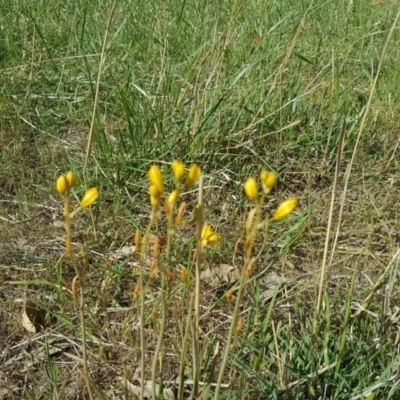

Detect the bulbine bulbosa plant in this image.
[130,161,296,400]
[214,170,296,399]
[56,163,296,400]
[56,172,98,400]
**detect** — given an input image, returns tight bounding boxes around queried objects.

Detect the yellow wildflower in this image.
[260,170,277,193]
[201,224,220,247]
[56,175,68,195]
[148,165,164,194]
[172,160,185,183]
[80,188,99,208]
[168,189,179,205]
[185,164,201,187]
[273,198,297,221]
[65,171,77,188]
[244,177,258,200]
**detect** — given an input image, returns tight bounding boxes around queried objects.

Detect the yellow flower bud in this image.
[201,224,220,247]
[168,189,179,205]
[65,171,77,188]
[185,164,201,187]
[56,175,68,195]
[260,170,277,192]
[172,160,185,183]
[201,224,213,247]
[208,232,220,245]
[273,198,297,221]
[80,187,99,208]
[244,177,258,200]
[149,184,161,198]
[148,165,164,194]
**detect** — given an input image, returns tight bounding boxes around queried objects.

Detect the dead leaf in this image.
[258,272,287,303]
[123,380,175,399]
[22,300,46,333]
[149,235,167,251]
[110,245,136,261]
[200,264,241,287]
[15,239,36,253]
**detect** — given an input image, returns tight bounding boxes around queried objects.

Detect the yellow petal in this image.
[56,175,68,195]
[185,164,201,187]
[273,198,297,221]
[244,177,258,200]
[261,170,277,191]
[80,187,99,208]
[208,233,220,245]
[172,160,185,182]
[148,165,164,194]
[201,224,213,241]
[168,189,179,205]
[65,171,77,188]
[149,184,161,198]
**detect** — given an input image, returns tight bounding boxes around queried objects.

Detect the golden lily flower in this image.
[273,198,297,221]
[65,171,77,188]
[80,187,99,208]
[56,175,69,195]
[168,189,179,205]
[149,184,161,198]
[244,177,258,200]
[148,165,164,194]
[172,160,185,182]
[185,164,201,187]
[201,224,220,247]
[260,170,277,192]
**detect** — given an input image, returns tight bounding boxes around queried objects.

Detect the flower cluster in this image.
[147,160,201,215]
[56,171,98,209]
[244,169,296,221]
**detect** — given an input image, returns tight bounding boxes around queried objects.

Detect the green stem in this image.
[139,209,156,399]
[193,176,204,398]
[178,293,194,400]
[214,199,264,399]
[152,209,173,400]
[335,262,358,376]
[64,193,94,400]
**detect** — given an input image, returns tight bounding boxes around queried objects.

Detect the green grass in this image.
[2,0,400,399]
